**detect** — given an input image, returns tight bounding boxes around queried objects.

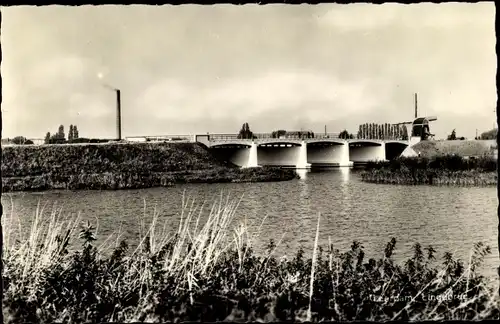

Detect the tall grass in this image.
[2,193,499,322]
[362,155,497,186]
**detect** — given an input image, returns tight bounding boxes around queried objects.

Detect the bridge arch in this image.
[306,139,345,146]
[384,141,409,160]
[209,142,257,167]
[348,140,383,147]
[306,140,350,166]
[257,140,307,167]
[348,140,385,163]
[210,143,251,149]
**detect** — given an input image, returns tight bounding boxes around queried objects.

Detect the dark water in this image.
[1,168,498,276]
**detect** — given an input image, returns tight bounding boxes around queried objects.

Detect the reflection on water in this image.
[2,168,498,277]
[296,168,308,180]
[339,167,350,183]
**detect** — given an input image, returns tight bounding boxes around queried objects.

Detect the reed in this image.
[362,155,497,186]
[2,194,499,322]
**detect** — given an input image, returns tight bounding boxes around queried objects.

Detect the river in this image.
[1,168,498,277]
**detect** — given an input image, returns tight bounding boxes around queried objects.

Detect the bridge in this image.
[126,132,411,168]
[193,133,410,168]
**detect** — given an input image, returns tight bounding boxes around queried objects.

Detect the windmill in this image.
[392,93,437,141]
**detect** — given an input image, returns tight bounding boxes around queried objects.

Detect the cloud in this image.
[1,4,496,140]
[135,71,384,122]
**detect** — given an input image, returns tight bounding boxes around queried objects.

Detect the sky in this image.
[1,3,497,140]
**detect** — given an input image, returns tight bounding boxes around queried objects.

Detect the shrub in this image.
[2,196,498,322]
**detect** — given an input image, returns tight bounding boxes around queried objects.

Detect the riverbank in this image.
[0,142,298,192]
[411,140,497,159]
[2,196,498,322]
[361,155,497,186]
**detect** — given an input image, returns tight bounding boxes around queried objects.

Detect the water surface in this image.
[2,169,497,276]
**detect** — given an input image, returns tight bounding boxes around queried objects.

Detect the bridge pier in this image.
[296,141,311,169]
[338,143,352,167]
[242,142,259,168]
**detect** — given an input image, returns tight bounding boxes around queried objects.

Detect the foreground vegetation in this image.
[1,142,297,191]
[2,195,499,322]
[361,155,497,186]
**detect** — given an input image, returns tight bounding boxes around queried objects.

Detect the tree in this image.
[480,128,497,140]
[44,132,51,144]
[272,130,287,138]
[25,139,34,145]
[12,136,27,145]
[57,125,65,141]
[237,122,254,139]
[447,129,457,141]
[73,125,79,139]
[50,133,65,144]
[338,130,351,139]
[401,126,409,141]
[68,125,74,141]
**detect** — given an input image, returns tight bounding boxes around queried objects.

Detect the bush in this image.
[2,197,498,322]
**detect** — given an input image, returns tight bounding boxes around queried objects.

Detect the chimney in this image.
[414,93,418,119]
[116,89,122,141]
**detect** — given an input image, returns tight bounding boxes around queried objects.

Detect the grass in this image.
[361,155,497,186]
[2,193,499,322]
[1,142,297,191]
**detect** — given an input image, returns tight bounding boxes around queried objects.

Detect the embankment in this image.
[1,142,297,192]
[360,155,497,186]
[411,139,497,159]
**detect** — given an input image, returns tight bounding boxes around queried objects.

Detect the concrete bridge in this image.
[194,133,410,168]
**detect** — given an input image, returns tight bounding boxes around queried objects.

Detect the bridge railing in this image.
[355,136,408,141]
[209,132,342,142]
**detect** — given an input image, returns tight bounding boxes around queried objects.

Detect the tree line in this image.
[237,122,409,140]
[356,123,409,140]
[45,125,80,144]
[477,128,497,140]
[236,122,495,142]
